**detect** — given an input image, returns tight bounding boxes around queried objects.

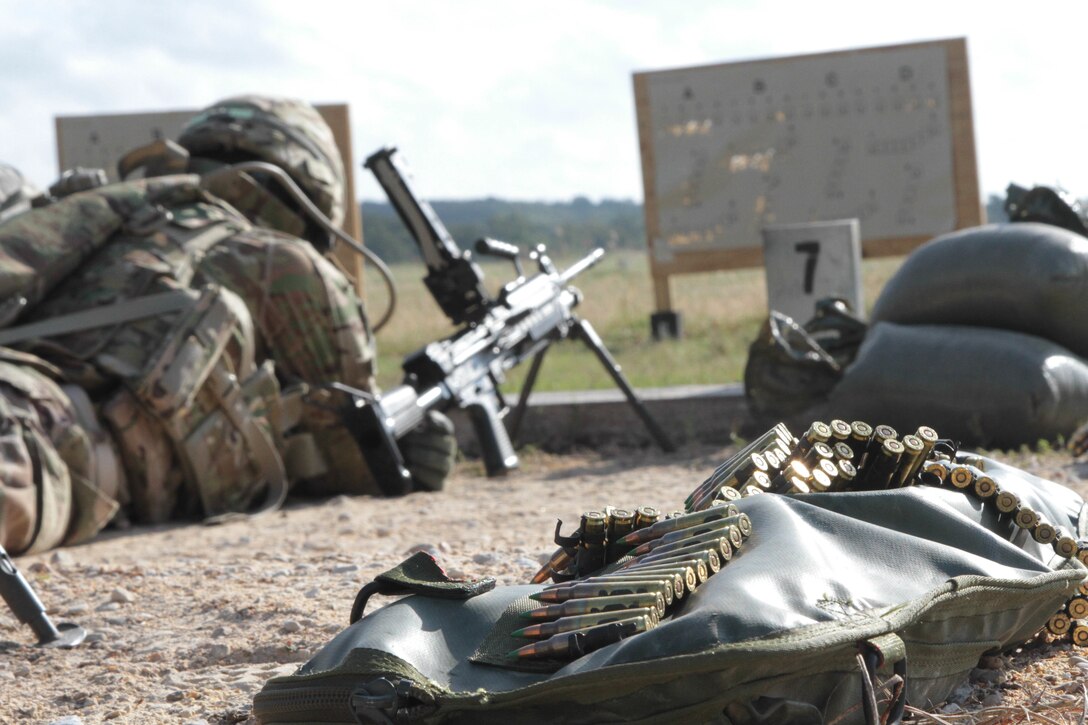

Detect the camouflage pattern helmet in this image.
[178,95,346,226]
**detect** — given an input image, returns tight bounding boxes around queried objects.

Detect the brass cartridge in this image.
[522,592,667,621]
[508,616,651,660]
[513,607,660,639]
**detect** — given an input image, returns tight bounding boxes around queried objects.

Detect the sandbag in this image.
[253,452,1087,724]
[818,322,1088,448]
[870,223,1088,359]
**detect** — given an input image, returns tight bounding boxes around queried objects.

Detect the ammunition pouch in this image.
[102,285,287,522]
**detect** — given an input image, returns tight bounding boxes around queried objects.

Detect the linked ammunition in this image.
[837,460,858,488]
[599,570,687,600]
[763,449,782,472]
[948,465,975,490]
[907,426,939,481]
[575,573,685,600]
[531,580,674,604]
[849,420,874,461]
[1067,597,1088,620]
[1046,611,1072,637]
[687,425,793,508]
[714,485,742,502]
[803,441,835,469]
[809,468,832,492]
[973,475,997,499]
[863,438,904,489]
[1014,507,1040,531]
[634,506,661,530]
[631,549,719,580]
[1033,521,1057,545]
[577,511,608,575]
[737,453,770,483]
[817,458,840,482]
[960,454,986,470]
[531,547,573,584]
[771,460,811,493]
[861,424,896,468]
[994,490,1020,514]
[742,486,764,496]
[521,592,667,621]
[893,434,925,488]
[803,421,833,449]
[743,471,772,492]
[1073,622,1088,647]
[1053,534,1078,559]
[832,442,855,462]
[621,507,745,546]
[606,509,635,562]
[923,460,950,485]
[829,419,851,442]
[636,513,747,555]
[512,607,659,639]
[624,557,705,588]
[786,477,811,494]
[507,617,651,660]
[630,527,735,562]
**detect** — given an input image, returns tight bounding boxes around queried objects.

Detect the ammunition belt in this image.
[514,417,1088,661]
[684,418,1088,648]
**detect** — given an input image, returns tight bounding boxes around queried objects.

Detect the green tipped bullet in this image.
[507,617,651,661]
[513,607,659,639]
[521,592,667,621]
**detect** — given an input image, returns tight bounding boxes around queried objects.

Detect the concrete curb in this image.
[449,383,755,454]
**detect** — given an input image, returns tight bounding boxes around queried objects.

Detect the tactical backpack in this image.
[0,176,291,527]
[253,421,1088,724]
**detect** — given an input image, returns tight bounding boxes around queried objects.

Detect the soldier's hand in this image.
[400,411,457,492]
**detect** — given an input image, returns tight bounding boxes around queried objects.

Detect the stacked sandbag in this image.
[822,222,1088,447]
[870,223,1088,357]
[819,323,1088,447]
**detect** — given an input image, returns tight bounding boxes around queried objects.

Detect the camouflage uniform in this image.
[0,96,454,555]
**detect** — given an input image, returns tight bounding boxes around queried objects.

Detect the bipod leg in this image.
[571,318,676,453]
[508,345,549,444]
[0,545,84,648]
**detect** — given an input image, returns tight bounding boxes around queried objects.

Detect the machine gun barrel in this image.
[560,248,605,285]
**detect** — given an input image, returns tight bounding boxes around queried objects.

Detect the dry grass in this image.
[363,250,905,391]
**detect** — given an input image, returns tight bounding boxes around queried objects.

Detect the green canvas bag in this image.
[253,441,1087,724]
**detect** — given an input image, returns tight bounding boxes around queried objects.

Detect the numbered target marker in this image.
[761,219,862,323]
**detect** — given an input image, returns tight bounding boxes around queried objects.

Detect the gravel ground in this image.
[1,441,1086,725]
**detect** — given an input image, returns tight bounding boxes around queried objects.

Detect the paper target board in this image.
[633,38,980,312]
[54,104,365,287]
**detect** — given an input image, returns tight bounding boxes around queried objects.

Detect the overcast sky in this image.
[2,1,1085,202]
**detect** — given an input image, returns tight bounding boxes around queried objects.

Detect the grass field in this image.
[363,249,905,393]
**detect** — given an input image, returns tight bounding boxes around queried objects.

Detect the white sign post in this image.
[761,218,863,323]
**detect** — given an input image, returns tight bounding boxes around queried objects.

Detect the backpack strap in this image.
[0,290,196,346]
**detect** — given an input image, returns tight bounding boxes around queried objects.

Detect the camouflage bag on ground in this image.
[745,299,867,424]
[0,347,120,555]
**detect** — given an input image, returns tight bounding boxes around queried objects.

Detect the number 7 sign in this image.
[761,219,863,323]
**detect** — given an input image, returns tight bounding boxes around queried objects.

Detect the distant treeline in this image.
[360,193,1069,264]
[360,197,646,263]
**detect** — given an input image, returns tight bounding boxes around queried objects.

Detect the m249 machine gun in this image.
[343,147,674,496]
